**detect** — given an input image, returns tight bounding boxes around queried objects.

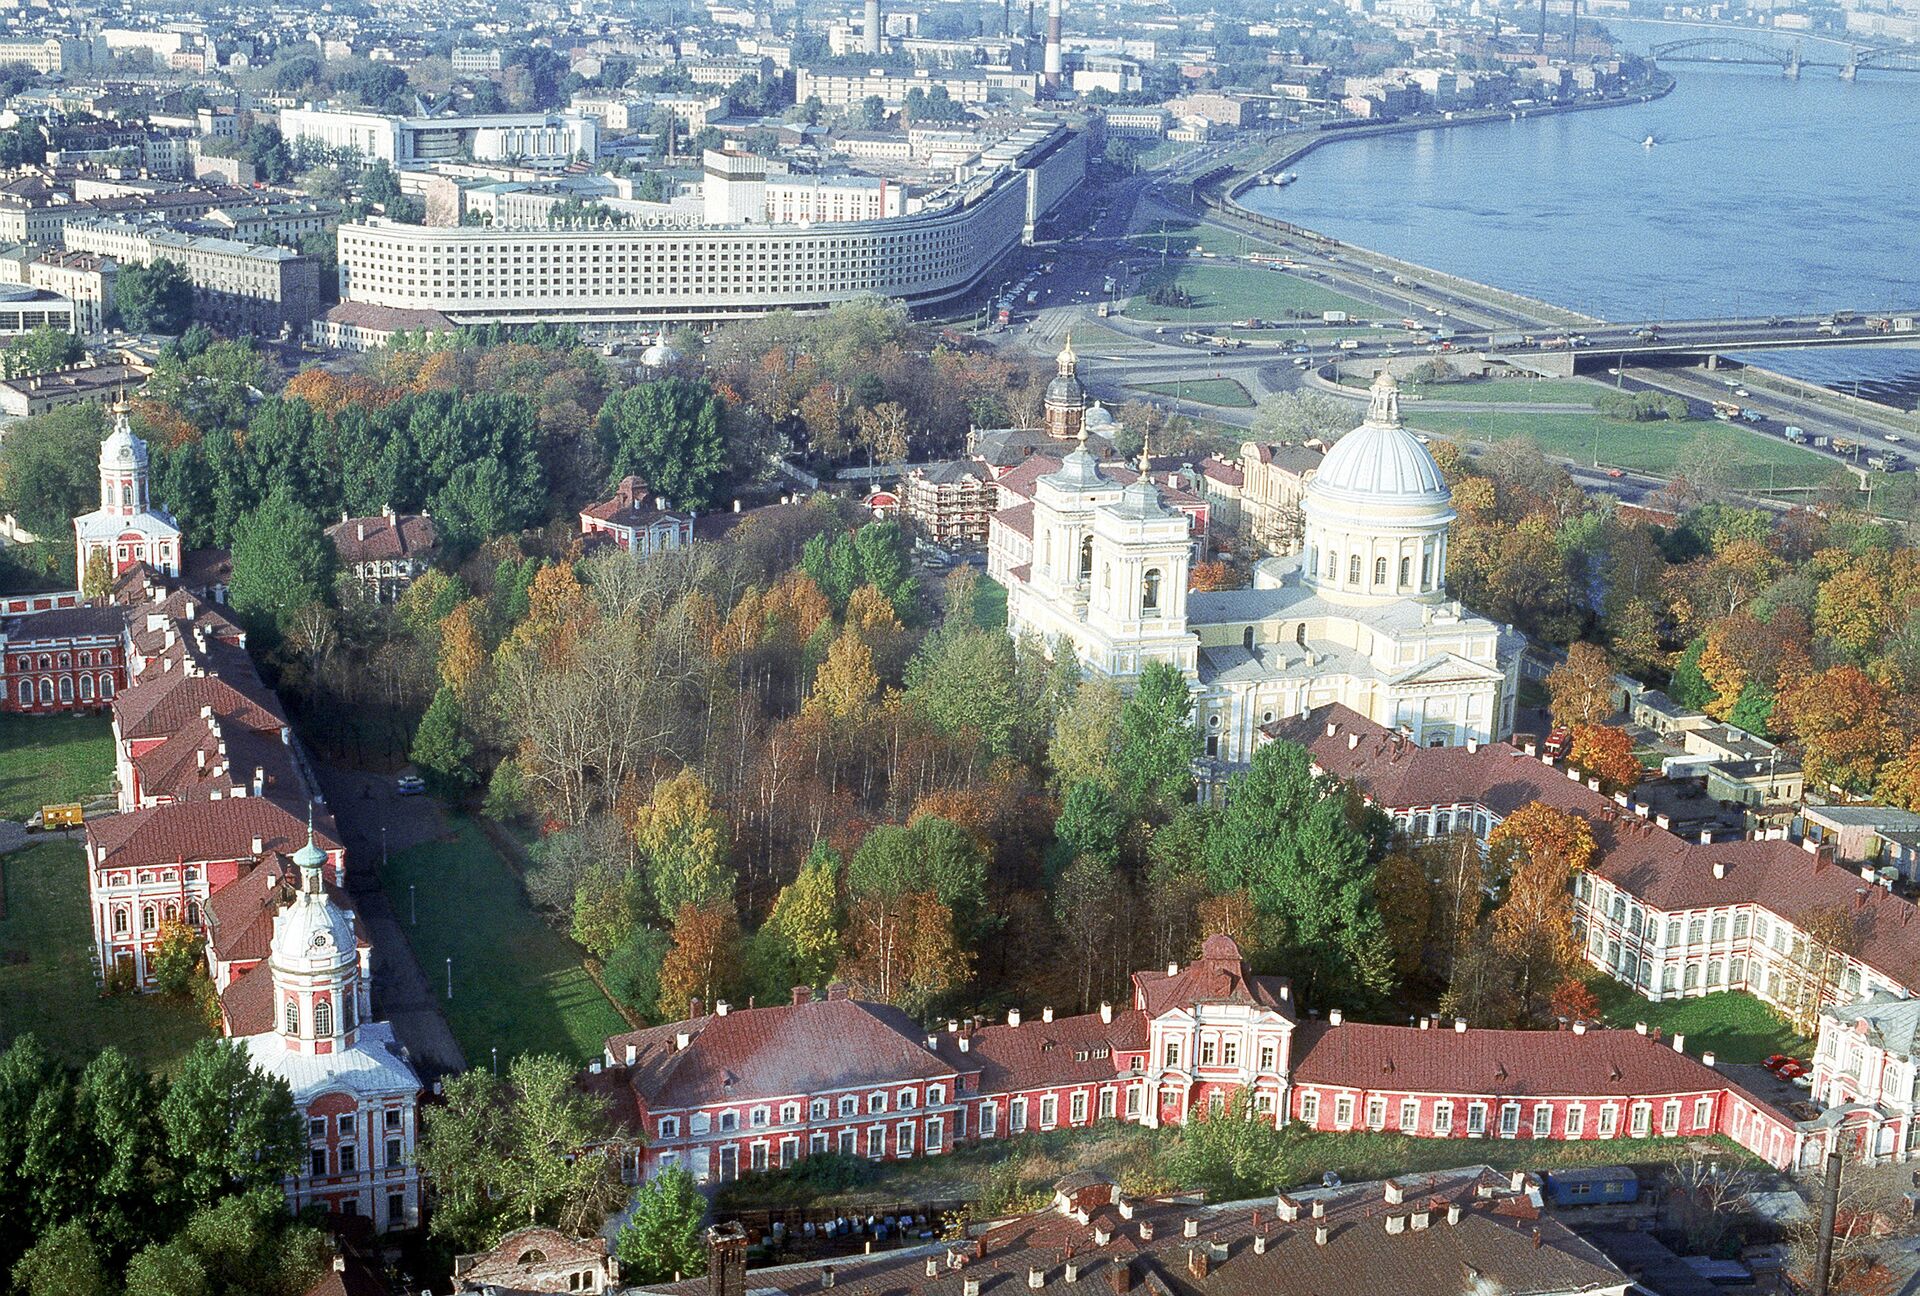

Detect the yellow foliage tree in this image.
[806,630,879,722]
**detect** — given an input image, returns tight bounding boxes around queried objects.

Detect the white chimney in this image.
[1183,1218,1198,1239]
[625,1043,637,1065]
[1636,1021,1648,1035]
[1672,1033,1686,1053]
[959,1036,970,1053]
[1043,1007,1054,1024]
[1008,1008,1022,1028]
[1348,733,1360,750]
[1572,1021,1587,1035]
[1329,1008,1344,1027]
[716,1000,730,1016]
[675,1031,691,1051]
[1713,862,1726,879]
[1454,1017,1467,1033]
[1315,1225,1329,1247]
[1703,1051,1716,1068]
[250,834,263,855]
[1100,1001,1112,1023]
[1167,961,1179,976]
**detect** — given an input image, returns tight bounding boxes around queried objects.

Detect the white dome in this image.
[1307,373,1448,508]
[640,341,680,368]
[271,835,355,978]
[101,405,148,470]
[1083,402,1115,428]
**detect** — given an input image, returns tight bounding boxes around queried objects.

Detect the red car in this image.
[1762,1054,1793,1072]
[1770,1058,1810,1080]
[1544,727,1573,759]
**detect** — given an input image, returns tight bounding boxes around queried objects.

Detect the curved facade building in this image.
[337,128,1084,328]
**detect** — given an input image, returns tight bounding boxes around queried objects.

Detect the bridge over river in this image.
[1649,33,1920,77]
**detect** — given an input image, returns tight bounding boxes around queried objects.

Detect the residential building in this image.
[636,1170,1634,1296]
[587,935,1808,1186]
[580,476,696,555]
[28,250,117,335]
[1103,108,1170,139]
[325,508,438,603]
[1800,805,1920,866]
[995,369,1520,764]
[0,362,147,420]
[278,106,598,167]
[0,36,107,74]
[309,302,454,353]
[1,602,125,713]
[1235,439,1324,553]
[1810,993,1920,1165]
[901,459,997,547]
[62,219,321,337]
[451,46,504,74]
[794,65,990,108]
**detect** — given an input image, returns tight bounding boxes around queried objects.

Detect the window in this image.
[838,1096,858,1117]
[690,1113,711,1134]
[1630,1104,1651,1138]
[1499,1104,1520,1137]
[1201,1039,1216,1066]
[1334,1095,1354,1128]
[981,1103,998,1136]
[780,1103,799,1124]
[810,1132,828,1154]
[1099,1088,1116,1120]
[751,1142,768,1172]
[1222,1040,1238,1067]
[314,1000,333,1037]
[1374,556,1387,585]
[868,1092,887,1114]
[1694,1097,1713,1129]
[1040,1096,1057,1128]
[1080,535,1093,578]
[867,1125,886,1158]
[898,1088,917,1110]
[1399,556,1410,586]
[1299,1093,1319,1125]
[928,1085,944,1105]
[838,1128,857,1155]
[1661,1101,1680,1136]
[750,1107,769,1128]
[812,1099,829,1120]
[1071,1092,1087,1123]
[1164,1041,1180,1068]
[112,909,127,935]
[386,1137,402,1166]
[926,1117,944,1153]
[1666,920,1681,945]
[1399,1099,1420,1132]
[340,1144,357,1174]
[1142,569,1161,614]
[1259,1043,1276,1072]
[1733,913,1750,940]
[1598,1105,1618,1138]
[1366,1097,1385,1128]
[1532,1105,1552,1138]
[897,1123,915,1156]
[311,1147,327,1177]
[1433,1102,1452,1135]
[718,1111,738,1133]
[309,1117,326,1140]
[340,1114,355,1138]
[1348,554,1362,584]
[1467,1103,1487,1136]
[1010,1098,1027,1133]
[1125,1086,1142,1117]
[285,1000,299,1035]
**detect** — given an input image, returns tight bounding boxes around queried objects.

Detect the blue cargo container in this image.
[1542,1166,1639,1207]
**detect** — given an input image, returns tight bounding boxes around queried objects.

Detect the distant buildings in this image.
[580,476,696,556]
[326,508,439,603]
[278,105,599,168]
[63,218,322,337]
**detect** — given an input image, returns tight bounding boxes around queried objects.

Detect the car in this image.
[1763,1054,1795,1073]
[1606,468,1625,479]
[1776,1059,1810,1080]
[1886,433,1905,443]
[395,775,426,796]
[1733,388,1750,398]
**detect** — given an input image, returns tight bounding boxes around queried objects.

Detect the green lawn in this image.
[1123,263,1373,324]
[1582,975,1807,1065]
[1127,218,1278,257]
[1068,323,1150,353]
[716,1116,1758,1213]
[0,712,115,821]
[1132,378,1256,409]
[0,843,211,1075]
[1345,377,1608,406]
[969,576,1008,631]
[1408,411,1836,491]
[380,818,626,1065]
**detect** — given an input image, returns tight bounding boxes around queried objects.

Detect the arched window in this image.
[1295,623,1308,648]
[1243,626,1255,651]
[112,909,127,934]
[79,674,93,701]
[285,999,299,1035]
[186,900,200,925]
[119,483,131,509]
[1421,551,1433,589]
[1374,557,1388,586]
[78,651,89,667]
[314,999,333,1037]
[1348,555,1361,584]
[58,676,72,703]
[15,681,27,707]
[343,994,357,1031]
[37,679,51,705]
[1324,551,1337,579]
[1142,569,1161,614]
[36,654,49,670]
[1399,556,1411,587]
[141,905,155,932]
[164,901,178,921]
[1079,535,1093,579]
[100,675,113,698]
[57,653,69,668]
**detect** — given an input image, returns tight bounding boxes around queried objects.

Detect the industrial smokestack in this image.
[865,0,882,55]
[1044,0,1063,89]
[1003,0,1011,36]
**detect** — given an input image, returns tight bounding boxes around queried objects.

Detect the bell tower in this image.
[1043,335,1087,441]
[269,816,360,1057]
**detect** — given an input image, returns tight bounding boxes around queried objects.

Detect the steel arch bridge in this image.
[1648,36,1800,67]
[1854,44,1920,72]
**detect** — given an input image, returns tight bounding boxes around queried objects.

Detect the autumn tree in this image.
[854,400,911,466]
[656,903,746,1021]
[841,817,986,1008]
[1487,802,1595,1025]
[1188,560,1239,592]
[745,845,842,1003]
[1569,724,1640,794]
[805,629,880,721]
[629,771,731,921]
[1545,641,1617,728]
[1373,847,1433,981]
[1048,677,1123,795]
[1549,977,1601,1025]
[1777,665,1896,796]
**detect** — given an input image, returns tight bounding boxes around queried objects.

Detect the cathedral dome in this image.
[1309,372,1448,508]
[270,832,355,978]
[640,340,680,368]
[1044,335,1086,408]
[100,403,148,470]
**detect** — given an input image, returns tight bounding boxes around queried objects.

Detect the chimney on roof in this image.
[1065,1257,1081,1284]
[1447,1203,1462,1225]
[1254,1232,1268,1255]
[959,1036,970,1053]
[675,1031,691,1051]
[927,1258,941,1278]
[1572,1021,1587,1035]
[965,1279,982,1296]
[1329,1008,1344,1027]
[1385,1180,1403,1205]
[356,522,366,542]
[1532,1229,1542,1250]
[1100,1001,1112,1023]
[1280,985,1290,1001]
[1028,1265,1045,1289]
[1167,961,1179,976]
[1139,1221,1154,1241]
[1043,1006,1054,1024]
[1509,1171,1527,1193]
[1276,1195,1299,1222]
[1700,829,1713,845]
[1108,1259,1132,1295]
[1094,1223,1112,1246]
[1186,1248,1208,1281]
[1412,1206,1431,1231]
[706,1223,748,1296]
[1713,862,1726,879]
[822,1267,835,1289]
[1348,733,1359,750]
[1386,1215,1406,1235]
[1009,1008,1022,1028]
[1311,1199,1325,1219]
[252,765,263,796]
[827,981,851,1001]
[793,985,812,1006]
[689,997,704,1018]
[716,1000,730,1016]
[1703,1051,1716,1067]
[1635,1021,1648,1035]
[927,1034,939,1050]
[1454,1017,1467,1033]
[1672,1033,1686,1053]
[197,749,206,769]
[250,835,263,855]
[1419,1016,1430,1030]
[1315,1224,1329,1247]
[1183,1218,1198,1239]
[625,1042,637,1065]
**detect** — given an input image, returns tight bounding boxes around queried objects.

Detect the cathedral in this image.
[995,364,1522,764]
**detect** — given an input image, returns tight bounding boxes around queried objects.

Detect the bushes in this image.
[1593,390,1688,423]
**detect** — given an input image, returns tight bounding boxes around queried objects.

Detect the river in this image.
[1240,32,1920,405]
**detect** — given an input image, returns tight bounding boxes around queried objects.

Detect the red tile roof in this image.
[87,796,336,872]
[930,1009,1150,1093]
[996,502,1034,539]
[602,997,961,1115]
[325,511,438,565]
[1133,934,1295,1019]
[220,958,275,1037]
[582,475,691,530]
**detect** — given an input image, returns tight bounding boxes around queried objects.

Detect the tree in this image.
[1780,904,1862,1036]
[1056,780,1124,868]
[1545,641,1616,728]
[571,864,645,960]
[746,845,841,1003]
[1373,847,1432,981]
[806,629,879,721]
[854,401,911,465]
[0,403,105,540]
[617,1165,707,1282]
[1048,677,1123,795]
[1549,977,1601,1024]
[227,490,334,645]
[1777,665,1896,796]
[630,771,731,920]
[1112,661,1196,819]
[603,927,671,1020]
[430,459,517,557]
[1188,560,1238,591]
[1251,391,1349,443]
[11,1220,110,1296]
[411,686,477,791]
[599,378,729,509]
[116,260,194,334]
[1487,802,1595,1025]
[1052,854,1119,1012]
[1668,636,1715,712]
[1569,724,1640,794]
[2,324,83,380]
[657,902,746,1021]
[149,918,206,998]
[1205,741,1394,1004]
[157,1040,303,1212]
[1162,1089,1289,1201]
[904,621,1020,756]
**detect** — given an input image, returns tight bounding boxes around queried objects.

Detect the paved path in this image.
[316,766,467,1080]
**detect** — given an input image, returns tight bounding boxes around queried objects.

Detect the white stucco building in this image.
[997,369,1521,764]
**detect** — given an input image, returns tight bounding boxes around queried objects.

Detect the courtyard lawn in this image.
[1407,411,1836,492]
[716,1117,1759,1213]
[1582,975,1808,1065]
[1131,378,1256,409]
[0,712,114,821]
[1122,263,1373,324]
[969,576,1008,631]
[380,818,626,1065]
[0,843,211,1075]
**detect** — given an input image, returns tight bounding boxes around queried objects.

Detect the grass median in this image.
[0,712,114,821]
[1123,263,1373,324]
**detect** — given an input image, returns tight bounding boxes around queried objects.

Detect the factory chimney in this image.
[865,0,882,55]
[1044,0,1063,89]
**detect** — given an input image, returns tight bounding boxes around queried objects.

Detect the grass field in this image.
[1123,263,1373,324]
[1132,378,1256,409]
[1068,323,1150,353]
[969,576,1008,631]
[1127,218,1278,258]
[717,1116,1756,1212]
[1409,411,1836,491]
[1344,377,1609,406]
[0,712,114,821]
[0,843,211,1074]
[380,818,626,1065]
[1583,976,1807,1065]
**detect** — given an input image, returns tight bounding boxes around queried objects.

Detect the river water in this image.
[1241,30,1920,404]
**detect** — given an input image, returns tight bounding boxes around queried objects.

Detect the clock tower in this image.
[269,818,361,1056]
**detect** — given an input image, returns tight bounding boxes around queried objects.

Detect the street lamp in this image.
[409,883,416,927]
[445,957,452,1000]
